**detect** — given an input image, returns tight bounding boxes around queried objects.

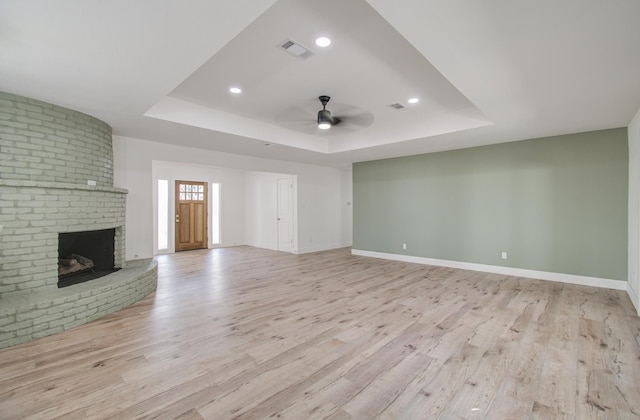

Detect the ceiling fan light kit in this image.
[317,110,332,129]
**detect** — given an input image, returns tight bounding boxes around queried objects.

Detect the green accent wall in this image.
[353,128,628,280]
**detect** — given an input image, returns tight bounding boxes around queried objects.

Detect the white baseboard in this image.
[351,249,627,291]
[627,283,640,315]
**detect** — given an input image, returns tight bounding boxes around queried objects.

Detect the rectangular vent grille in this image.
[278,38,316,60]
[388,103,406,110]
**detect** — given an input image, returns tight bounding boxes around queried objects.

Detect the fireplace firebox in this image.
[58,228,120,288]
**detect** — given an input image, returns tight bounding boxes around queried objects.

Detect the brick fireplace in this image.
[0,91,156,349]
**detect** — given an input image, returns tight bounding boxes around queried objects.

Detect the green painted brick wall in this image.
[353,128,628,280]
[0,91,113,186]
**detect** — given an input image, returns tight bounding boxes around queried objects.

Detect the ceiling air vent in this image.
[388,103,406,110]
[278,38,316,60]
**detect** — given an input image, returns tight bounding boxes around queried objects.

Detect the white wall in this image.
[296,167,344,253]
[113,135,352,260]
[152,161,245,253]
[629,107,640,314]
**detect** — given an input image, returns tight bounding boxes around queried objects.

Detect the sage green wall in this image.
[353,128,628,280]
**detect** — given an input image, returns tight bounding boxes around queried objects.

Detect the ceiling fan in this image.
[274,96,374,135]
[317,95,338,129]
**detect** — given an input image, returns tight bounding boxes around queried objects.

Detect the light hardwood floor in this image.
[1,246,639,419]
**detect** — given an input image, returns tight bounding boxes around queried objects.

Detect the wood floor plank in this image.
[0,246,639,419]
[342,345,435,418]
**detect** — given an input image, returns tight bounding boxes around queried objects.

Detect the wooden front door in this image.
[175,180,208,251]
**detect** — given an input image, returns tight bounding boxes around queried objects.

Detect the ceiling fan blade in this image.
[333,111,374,128]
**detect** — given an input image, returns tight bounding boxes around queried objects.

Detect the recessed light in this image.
[315,36,331,47]
[408,97,420,104]
[229,87,242,94]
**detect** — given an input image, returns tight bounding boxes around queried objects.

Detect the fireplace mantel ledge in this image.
[0,179,128,194]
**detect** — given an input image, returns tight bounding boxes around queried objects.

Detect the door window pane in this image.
[178,183,206,201]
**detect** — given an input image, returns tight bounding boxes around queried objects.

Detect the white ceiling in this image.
[1,0,639,168]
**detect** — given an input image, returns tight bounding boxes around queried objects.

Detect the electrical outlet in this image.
[501,251,507,259]
[402,243,407,250]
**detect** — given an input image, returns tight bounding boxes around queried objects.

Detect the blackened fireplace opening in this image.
[58,228,120,288]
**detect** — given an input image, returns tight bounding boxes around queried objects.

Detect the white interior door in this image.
[277,177,294,252]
